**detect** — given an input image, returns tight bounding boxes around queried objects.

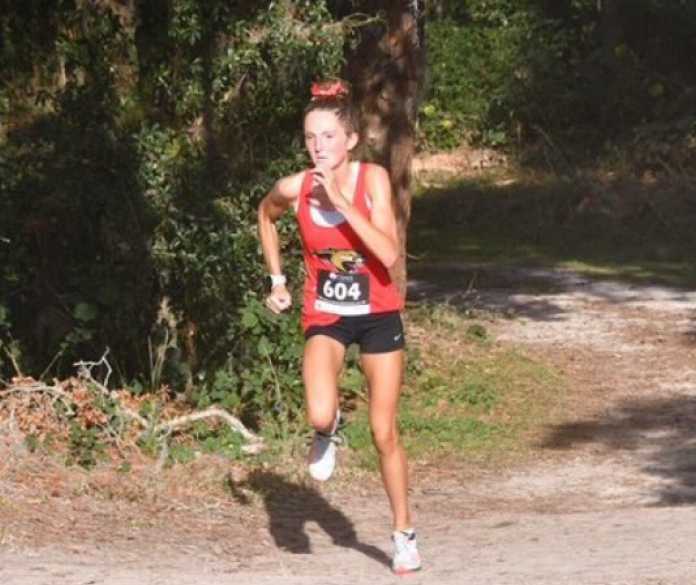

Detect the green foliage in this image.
[66,423,106,469]
[169,422,244,465]
[203,297,306,436]
[422,1,696,165]
[465,323,489,342]
[421,13,547,149]
[0,303,13,376]
[419,370,498,412]
[0,1,347,436]
[630,115,696,175]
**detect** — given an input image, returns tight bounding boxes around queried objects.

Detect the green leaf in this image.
[241,310,259,329]
[257,336,272,356]
[74,302,98,322]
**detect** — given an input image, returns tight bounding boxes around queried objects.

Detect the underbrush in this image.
[0,299,563,492]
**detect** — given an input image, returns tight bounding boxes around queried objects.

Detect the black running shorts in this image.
[304,311,405,354]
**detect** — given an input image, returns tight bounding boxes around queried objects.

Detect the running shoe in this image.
[392,529,422,575]
[308,410,341,481]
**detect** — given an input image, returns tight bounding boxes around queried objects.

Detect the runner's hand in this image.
[312,164,348,212]
[266,285,292,314]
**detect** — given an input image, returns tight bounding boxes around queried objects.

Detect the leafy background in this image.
[1,0,695,444]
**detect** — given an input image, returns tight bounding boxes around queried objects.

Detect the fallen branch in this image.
[1,382,76,416]
[74,350,265,458]
[1,352,266,466]
[2,382,68,398]
[73,354,149,429]
[153,407,263,453]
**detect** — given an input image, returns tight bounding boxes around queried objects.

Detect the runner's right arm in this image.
[257,173,303,313]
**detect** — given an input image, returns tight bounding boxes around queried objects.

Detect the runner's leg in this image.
[303,334,345,433]
[361,349,411,531]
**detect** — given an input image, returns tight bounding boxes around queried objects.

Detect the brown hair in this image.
[304,79,359,135]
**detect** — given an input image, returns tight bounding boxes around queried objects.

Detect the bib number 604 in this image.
[322,279,362,302]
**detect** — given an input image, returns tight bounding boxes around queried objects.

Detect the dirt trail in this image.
[2,265,696,584]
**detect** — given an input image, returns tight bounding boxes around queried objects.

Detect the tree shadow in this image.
[408,174,696,300]
[407,262,569,322]
[541,395,696,506]
[407,258,696,325]
[227,469,391,568]
[0,82,155,378]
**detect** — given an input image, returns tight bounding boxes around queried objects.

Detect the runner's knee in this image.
[307,404,338,433]
[371,421,399,455]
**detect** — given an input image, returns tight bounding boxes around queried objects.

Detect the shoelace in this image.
[313,429,345,446]
[393,531,417,549]
[310,413,346,447]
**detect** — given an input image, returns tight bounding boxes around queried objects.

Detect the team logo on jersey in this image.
[315,248,365,273]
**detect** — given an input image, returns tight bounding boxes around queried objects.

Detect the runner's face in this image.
[304,110,356,169]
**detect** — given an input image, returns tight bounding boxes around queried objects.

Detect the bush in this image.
[421,0,696,166]
[0,1,346,437]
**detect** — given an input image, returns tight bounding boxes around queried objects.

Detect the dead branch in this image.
[74,351,265,456]
[154,407,264,455]
[74,354,149,429]
[3,344,24,378]
[1,382,76,416]
[1,350,266,467]
[73,347,113,387]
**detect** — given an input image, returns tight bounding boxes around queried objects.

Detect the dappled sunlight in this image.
[407,257,696,329]
[407,263,569,322]
[560,260,696,292]
[409,171,696,292]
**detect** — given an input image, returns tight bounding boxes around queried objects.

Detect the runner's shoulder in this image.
[363,161,389,180]
[362,162,391,201]
[272,170,306,204]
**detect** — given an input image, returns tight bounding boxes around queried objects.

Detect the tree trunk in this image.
[347,0,426,300]
[598,0,624,126]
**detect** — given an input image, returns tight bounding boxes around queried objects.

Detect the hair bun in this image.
[310,80,349,100]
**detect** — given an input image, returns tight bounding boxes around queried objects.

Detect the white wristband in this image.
[270,274,287,288]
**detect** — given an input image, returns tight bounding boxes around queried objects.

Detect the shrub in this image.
[0,1,346,437]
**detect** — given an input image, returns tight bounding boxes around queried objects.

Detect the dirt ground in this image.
[2,261,696,584]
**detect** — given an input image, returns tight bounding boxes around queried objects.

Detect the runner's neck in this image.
[335,160,359,205]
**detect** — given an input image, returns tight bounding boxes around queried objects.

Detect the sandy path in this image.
[2,265,696,584]
[3,506,696,584]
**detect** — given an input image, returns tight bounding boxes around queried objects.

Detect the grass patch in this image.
[409,170,696,289]
[167,422,246,465]
[342,304,564,470]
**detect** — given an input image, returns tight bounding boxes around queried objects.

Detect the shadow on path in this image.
[227,469,391,568]
[407,263,569,321]
[408,261,696,326]
[542,395,696,506]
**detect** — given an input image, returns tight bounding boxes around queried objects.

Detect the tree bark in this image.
[347,0,426,299]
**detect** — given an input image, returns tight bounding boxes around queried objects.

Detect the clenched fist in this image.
[266,285,292,314]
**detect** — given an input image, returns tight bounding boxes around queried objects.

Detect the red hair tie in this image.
[310,81,348,100]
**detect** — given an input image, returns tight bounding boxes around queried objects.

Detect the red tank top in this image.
[296,162,403,331]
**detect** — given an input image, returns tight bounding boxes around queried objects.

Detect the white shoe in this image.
[392,530,422,575]
[308,410,341,481]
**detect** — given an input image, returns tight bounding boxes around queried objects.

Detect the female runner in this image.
[257,80,421,574]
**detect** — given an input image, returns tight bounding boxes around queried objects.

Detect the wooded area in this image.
[1,0,695,445]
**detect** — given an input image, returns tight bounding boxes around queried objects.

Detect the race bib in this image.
[315,270,370,316]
